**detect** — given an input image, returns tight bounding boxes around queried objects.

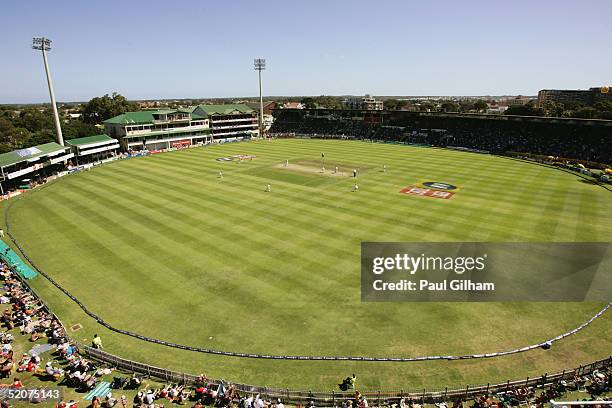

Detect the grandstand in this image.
[0,142,73,194]
[65,134,120,164]
[270,109,612,166]
[104,104,258,151]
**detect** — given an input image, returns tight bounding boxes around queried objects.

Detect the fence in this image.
[82,346,611,407]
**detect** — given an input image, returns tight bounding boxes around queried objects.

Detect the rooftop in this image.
[194,103,254,116]
[104,109,205,125]
[65,134,116,147]
[0,142,68,169]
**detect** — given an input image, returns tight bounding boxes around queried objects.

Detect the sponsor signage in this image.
[7,163,43,179]
[171,139,191,148]
[400,181,458,199]
[15,147,42,158]
[215,154,257,162]
[421,181,457,191]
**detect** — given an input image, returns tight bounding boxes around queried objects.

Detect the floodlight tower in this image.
[32,37,64,146]
[254,58,266,138]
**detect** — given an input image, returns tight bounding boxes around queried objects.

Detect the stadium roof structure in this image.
[0,142,69,169]
[65,134,116,147]
[104,109,206,125]
[194,104,254,116]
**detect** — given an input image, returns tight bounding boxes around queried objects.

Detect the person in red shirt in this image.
[12,378,23,388]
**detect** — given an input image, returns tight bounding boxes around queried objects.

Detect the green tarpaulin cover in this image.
[0,240,37,279]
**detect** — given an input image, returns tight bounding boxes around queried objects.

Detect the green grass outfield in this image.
[3,139,611,391]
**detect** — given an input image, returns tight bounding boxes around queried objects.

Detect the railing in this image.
[81,346,611,407]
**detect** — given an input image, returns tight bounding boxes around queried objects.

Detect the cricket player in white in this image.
[266,184,271,192]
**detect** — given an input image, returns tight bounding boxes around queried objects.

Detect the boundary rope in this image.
[2,146,611,362]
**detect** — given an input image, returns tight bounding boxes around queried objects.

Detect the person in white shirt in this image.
[145,390,155,405]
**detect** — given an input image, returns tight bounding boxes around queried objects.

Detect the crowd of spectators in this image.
[270,113,612,165]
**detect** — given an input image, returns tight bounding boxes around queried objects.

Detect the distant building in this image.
[104,104,258,151]
[501,96,532,106]
[282,102,303,109]
[344,94,383,110]
[486,106,508,114]
[245,101,276,115]
[537,87,611,108]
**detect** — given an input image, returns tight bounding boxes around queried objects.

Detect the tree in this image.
[504,101,544,116]
[300,97,317,109]
[384,99,408,110]
[15,107,54,132]
[0,118,21,152]
[62,120,100,140]
[440,101,459,112]
[593,101,612,119]
[473,100,488,113]
[82,92,138,124]
[419,101,436,112]
[572,106,598,119]
[313,95,343,109]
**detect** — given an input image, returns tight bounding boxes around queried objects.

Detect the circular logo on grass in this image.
[422,182,457,191]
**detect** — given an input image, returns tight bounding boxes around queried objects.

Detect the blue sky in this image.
[0,0,610,103]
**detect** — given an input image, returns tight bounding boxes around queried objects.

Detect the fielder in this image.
[266,184,271,192]
[353,183,359,192]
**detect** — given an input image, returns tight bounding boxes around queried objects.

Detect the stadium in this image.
[0,105,610,405]
[1,2,611,404]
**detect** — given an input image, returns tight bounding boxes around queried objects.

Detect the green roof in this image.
[0,142,69,169]
[66,134,115,147]
[104,109,205,125]
[195,104,254,116]
[104,111,158,125]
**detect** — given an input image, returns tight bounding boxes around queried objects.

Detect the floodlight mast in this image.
[254,58,266,139]
[32,37,64,146]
